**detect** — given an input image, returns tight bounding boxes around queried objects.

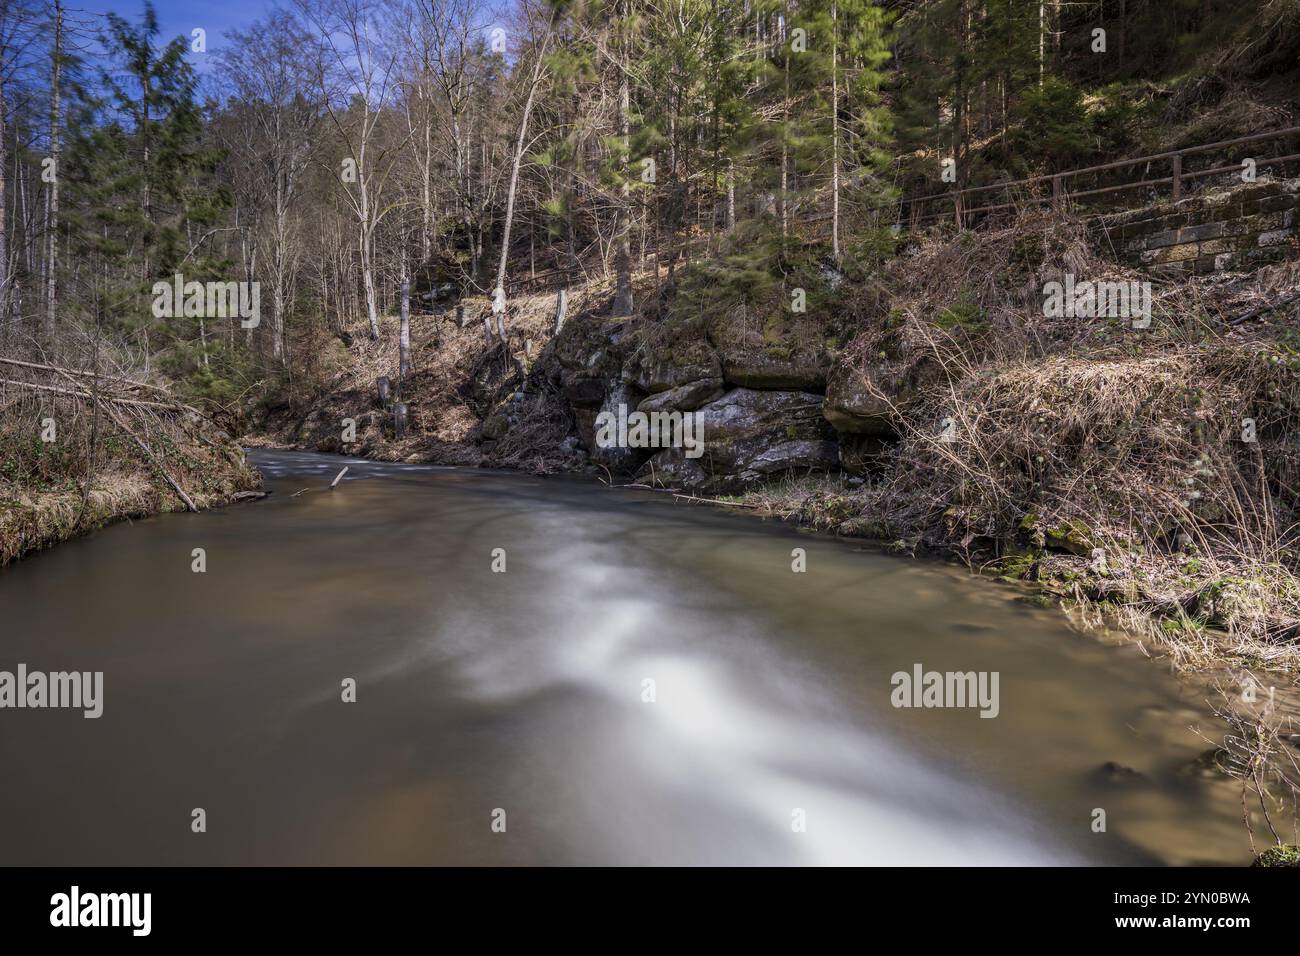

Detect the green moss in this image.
[1044,519,1095,556]
[1252,845,1300,867]
[997,549,1042,580]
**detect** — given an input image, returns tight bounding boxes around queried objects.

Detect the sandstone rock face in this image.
[583,381,651,472]
[739,439,840,478]
[720,351,827,390]
[636,387,836,489]
[637,378,725,413]
[822,359,896,435]
[623,342,722,393]
[699,387,825,439]
[545,302,857,488]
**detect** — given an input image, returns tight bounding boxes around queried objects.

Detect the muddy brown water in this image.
[0,449,1253,864]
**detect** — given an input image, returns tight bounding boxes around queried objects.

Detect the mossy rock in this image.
[1047,520,1096,554]
[721,350,827,390]
[623,340,722,393]
[1252,845,1300,867]
[1020,512,1096,556]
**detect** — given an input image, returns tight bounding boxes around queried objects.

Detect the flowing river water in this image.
[0,449,1254,865]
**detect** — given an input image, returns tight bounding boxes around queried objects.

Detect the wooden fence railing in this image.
[859,125,1300,230]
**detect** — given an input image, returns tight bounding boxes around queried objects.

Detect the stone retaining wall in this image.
[1092,178,1299,277]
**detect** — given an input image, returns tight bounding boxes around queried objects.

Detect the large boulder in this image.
[636,387,837,490]
[576,381,651,472]
[637,377,725,413]
[708,300,831,390]
[740,439,840,478]
[822,352,941,436]
[700,387,829,444]
[720,350,828,390]
[822,359,895,435]
[623,339,722,393]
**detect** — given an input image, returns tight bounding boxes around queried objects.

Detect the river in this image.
[0,449,1250,864]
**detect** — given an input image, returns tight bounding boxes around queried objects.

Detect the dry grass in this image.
[724,210,1300,675]
[0,339,261,566]
[252,283,600,471]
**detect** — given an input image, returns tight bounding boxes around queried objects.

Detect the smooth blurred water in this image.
[0,449,1250,864]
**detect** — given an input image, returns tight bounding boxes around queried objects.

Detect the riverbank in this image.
[0,365,262,566]
[1,465,262,568]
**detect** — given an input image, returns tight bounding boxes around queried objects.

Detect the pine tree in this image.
[66,2,230,376]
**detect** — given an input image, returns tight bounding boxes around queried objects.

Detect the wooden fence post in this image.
[1171,153,1182,201]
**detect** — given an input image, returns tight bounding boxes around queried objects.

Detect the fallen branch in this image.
[44,365,199,514]
[0,377,191,412]
[671,492,765,509]
[0,356,171,396]
[1229,290,1300,326]
[114,419,200,513]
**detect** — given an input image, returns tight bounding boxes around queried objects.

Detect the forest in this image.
[2,0,1300,867]
[0,0,1289,396]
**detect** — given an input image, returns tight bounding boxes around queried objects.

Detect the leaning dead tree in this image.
[0,357,202,512]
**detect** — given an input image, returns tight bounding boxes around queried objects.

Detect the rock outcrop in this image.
[636,387,837,491]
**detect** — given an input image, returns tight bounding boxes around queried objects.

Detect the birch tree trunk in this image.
[45,0,63,334]
[493,21,552,336]
[830,0,840,263]
[399,254,410,384]
[610,0,634,316]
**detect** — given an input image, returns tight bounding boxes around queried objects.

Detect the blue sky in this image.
[75,0,279,53]
[73,0,514,85]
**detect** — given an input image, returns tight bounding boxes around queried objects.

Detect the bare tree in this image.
[42,0,60,333]
[412,0,491,286]
[0,0,37,325]
[219,11,326,362]
[297,0,412,340]
[609,0,633,316]
[492,4,554,337]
